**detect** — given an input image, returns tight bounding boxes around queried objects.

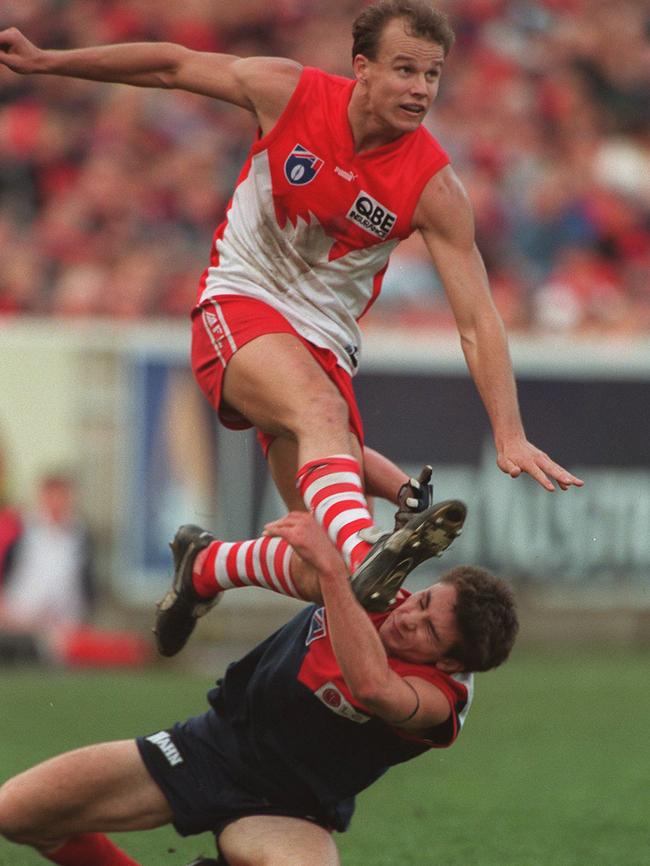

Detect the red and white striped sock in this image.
[192,536,301,599]
[45,834,140,866]
[297,454,374,570]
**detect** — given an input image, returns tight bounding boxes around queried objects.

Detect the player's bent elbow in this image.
[348,678,393,712]
[152,44,209,90]
[458,327,478,354]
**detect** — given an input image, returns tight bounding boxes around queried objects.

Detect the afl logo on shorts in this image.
[284,143,324,185]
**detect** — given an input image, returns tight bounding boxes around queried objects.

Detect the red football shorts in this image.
[191,294,364,456]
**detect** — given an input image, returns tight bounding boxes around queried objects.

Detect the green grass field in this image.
[0,647,648,866]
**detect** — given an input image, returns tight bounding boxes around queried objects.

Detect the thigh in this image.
[223,332,345,436]
[192,296,300,432]
[0,741,172,843]
[218,815,340,866]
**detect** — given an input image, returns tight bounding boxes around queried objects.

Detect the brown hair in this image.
[440,565,519,672]
[352,0,455,61]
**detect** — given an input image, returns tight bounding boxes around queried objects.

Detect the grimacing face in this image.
[354,17,445,137]
[378,582,463,669]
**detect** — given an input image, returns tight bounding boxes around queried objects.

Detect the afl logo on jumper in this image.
[346,191,397,239]
[284,143,324,185]
[306,606,327,645]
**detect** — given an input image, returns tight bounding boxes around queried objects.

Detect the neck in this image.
[347,83,403,153]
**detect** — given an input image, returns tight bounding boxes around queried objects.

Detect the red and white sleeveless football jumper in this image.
[199,67,449,376]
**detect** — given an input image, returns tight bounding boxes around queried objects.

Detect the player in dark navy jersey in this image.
[0,512,517,866]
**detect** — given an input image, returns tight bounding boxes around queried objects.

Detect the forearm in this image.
[319,572,393,702]
[39,41,199,88]
[2,29,296,114]
[363,446,409,503]
[460,313,525,447]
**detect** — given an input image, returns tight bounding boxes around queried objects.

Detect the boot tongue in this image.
[358,525,388,544]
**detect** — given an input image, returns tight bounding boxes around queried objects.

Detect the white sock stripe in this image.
[313,500,331,527]
[314,497,355,527]
[207,537,299,600]
[236,540,256,584]
[316,489,368,505]
[214,542,237,590]
[280,544,297,595]
[342,534,365,568]
[313,493,372,523]
[302,471,364,506]
[265,537,284,592]
[321,507,374,541]
[252,537,264,579]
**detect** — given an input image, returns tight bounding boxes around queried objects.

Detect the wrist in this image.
[36,48,55,74]
[321,566,354,592]
[319,569,357,608]
[393,476,409,504]
[494,427,526,450]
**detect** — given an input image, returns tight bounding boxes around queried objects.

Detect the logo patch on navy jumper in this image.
[284,144,324,185]
[346,191,397,239]
[315,682,371,724]
[306,606,327,645]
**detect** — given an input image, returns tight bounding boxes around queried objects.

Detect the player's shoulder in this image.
[231,56,303,127]
[233,55,303,95]
[302,66,354,88]
[232,61,352,127]
[285,65,355,107]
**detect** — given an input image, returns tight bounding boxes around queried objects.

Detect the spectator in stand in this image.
[0,471,151,668]
[0,472,97,629]
[0,0,648,331]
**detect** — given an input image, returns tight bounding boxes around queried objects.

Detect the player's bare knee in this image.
[0,777,40,844]
[294,388,349,438]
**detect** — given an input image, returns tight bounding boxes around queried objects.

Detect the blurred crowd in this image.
[0,0,648,332]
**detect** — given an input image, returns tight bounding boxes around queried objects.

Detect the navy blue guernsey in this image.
[206,592,473,831]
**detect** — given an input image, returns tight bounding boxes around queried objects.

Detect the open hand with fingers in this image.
[497,439,584,492]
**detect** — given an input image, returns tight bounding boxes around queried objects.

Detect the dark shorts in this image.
[190,294,364,456]
[136,710,337,840]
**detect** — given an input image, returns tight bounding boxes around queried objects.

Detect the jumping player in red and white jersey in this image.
[0,1,583,632]
[0,511,518,866]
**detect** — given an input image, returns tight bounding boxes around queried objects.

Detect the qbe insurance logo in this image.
[346,191,397,239]
[284,143,325,185]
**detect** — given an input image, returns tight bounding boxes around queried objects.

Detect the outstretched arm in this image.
[0,28,300,130]
[265,512,452,732]
[415,166,584,492]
